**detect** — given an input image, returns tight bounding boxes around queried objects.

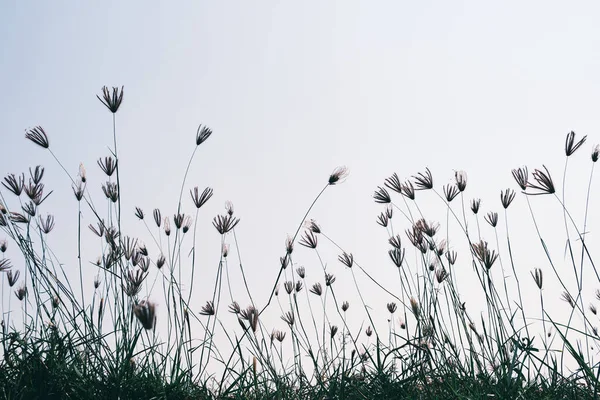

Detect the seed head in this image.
[388,234,402,249]
[163,217,171,236]
[200,301,215,316]
[330,325,338,338]
[384,173,402,194]
[0,259,12,272]
[565,131,587,157]
[25,126,49,148]
[389,247,405,268]
[527,166,555,195]
[273,330,286,343]
[97,86,124,113]
[156,254,166,269]
[436,268,449,283]
[310,283,323,296]
[299,230,318,249]
[472,241,499,269]
[281,311,295,326]
[133,300,156,330]
[338,252,354,268]
[365,326,373,337]
[295,281,303,293]
[296,266,305,278]
[191,187,213,209]
[29,166,44,184]
[341,301,349,312]
[531,268,543,289]
[228,302,241,314]
[484,212,498,227]
[325,273,336,286]
[222,243,230,258]
[470,198,481,214]
[443,184,459,202]
[590,304,597,315]
[401,181,416,200]
[79,163,86,183]
[93,275,101,289]
[3,173,25,196]
[446,250,457,266]
[305,219,321,233]
[511,167,528,191]
[134,207,144,220]
[101,181,118,202]
[455,170,467,192]
[98,157,117,177]
[0,239,7,253]
[329,166,349,185]
[153,209,161,227]
[501,188,515,209]
[387,302,397,314]
[15,285,27,301]
[38,214,55,234]
[7,270,19,287]
[413,168,433,190]
[373,186,391,203]
[284,281,294,295]
[89,221,105,237]
[195,124,213,146]
[212,214,240,235]
[376,212,389,227]
[593,145,600,162]
[561,291,575,308]
[72,179,85,201]
[240,306,259,332]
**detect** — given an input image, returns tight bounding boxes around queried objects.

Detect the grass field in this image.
[0,87,599,399]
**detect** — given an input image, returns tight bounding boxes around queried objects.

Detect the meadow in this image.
[0,87,599,399]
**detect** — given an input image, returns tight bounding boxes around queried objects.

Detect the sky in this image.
[2,1,600,374]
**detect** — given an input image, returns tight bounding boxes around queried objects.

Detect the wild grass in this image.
[0,87,599,399]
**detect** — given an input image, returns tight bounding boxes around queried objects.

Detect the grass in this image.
[0,87,599,399]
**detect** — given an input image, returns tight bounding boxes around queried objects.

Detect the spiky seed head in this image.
[310,283,323,296]
[484,212,498,227]
[133,300,156,330]
[455,170,467,192]
[511,167,528,190]
[401,180,416,200]
[528,166,555,195]
[7,270,19,287]
[72,179,85,201]
[389,247,405,268]
[565,131,587,157]
[15,285,27,301]
[281,311,295,326]
[341,301,349,312]
[446,250,457,266]
[97,86,124,113]
[328,166,349,185]
[365,326,373,337]
[212,214,240,235]
[274,330,286,343]
[376,212,389,227]
[471,240,499,269]
[561,291,575,308]
[384,173,402,194]
[470,198,481,214]
[385,205,393,219]
[296,266,306,278]
[191,187,213,209]
[299,230,318,249]
[295,281,303,293]
[305,219,321,233]
[413,168,433,190]
[330,325,338,338]
[93,275,101,289]
[156,254,166,269]
[98,157,117,177]
[501,189,516,209]
[388,234,402,249]
[3,173,25,196]
[590,304,597,315]
[52,296,60,309]
[29,166,44,184]
[531,268,543,289]
[195,124,213,146]
[0,259,12,272]
[280,256,289,269]
[443,184,459,202]
[228,301,241,314]
[25,126,49,149]
[134,207,144,220]
[325,273,336,286]
[285,235,294,254]
[153,209,161,227]
[387,302,397,314]
[373,186,391,203]
[101,181,118,202]
[593,145,600,162]
[436,268,449,283]
[284,281,294,295]
[338,252,354,268]
[199,301,215,316]
[39,214,55,234]
[0,239,7,253]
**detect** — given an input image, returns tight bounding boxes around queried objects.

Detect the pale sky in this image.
[2,1,600,373]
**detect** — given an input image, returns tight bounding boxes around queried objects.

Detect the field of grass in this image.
[1,87,600,399]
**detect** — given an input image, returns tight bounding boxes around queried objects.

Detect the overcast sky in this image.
[2,1,600,371]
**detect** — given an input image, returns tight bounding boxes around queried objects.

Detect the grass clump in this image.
[1,87,600,399]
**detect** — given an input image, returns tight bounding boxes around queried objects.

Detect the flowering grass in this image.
[0,87,599,399]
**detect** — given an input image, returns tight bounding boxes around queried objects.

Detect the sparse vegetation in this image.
[1,87,599,399]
